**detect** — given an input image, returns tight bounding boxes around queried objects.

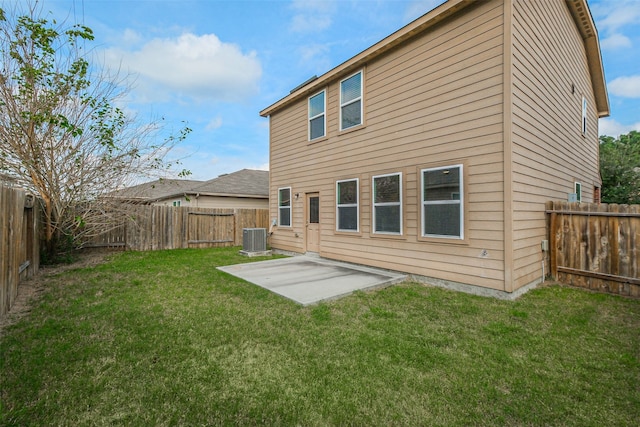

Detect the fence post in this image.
[548,201,558,279]
[233,209,238,246]
[1,184,41,317]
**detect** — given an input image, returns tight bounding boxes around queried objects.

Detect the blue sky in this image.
[38,0,640,180]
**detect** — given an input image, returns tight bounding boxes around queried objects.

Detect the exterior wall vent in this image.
[242,228,267,252]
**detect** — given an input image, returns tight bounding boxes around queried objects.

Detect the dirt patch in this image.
[0,249,115,337]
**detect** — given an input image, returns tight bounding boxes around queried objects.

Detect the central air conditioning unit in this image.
[242,228,267,252]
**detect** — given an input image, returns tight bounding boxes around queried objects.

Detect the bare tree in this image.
[0,1,190,260]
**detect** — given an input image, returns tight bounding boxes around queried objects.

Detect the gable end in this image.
[565,0,609,117]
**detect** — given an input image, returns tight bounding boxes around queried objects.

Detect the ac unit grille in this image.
[242,228,266,252]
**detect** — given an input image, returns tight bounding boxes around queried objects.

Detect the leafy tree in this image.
[0,1,190,261]
[599,130,640,205]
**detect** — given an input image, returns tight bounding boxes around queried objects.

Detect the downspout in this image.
[502,0,515,293]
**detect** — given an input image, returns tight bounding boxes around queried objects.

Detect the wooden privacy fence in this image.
[546,201,639,297]
[1,184,40,317]
[86,205,270,251]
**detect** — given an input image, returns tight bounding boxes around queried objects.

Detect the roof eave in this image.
[259,0,474,118]
[566,0,610,118]
[585,36,610,118]
[192,192,269,199]
[152,191,268,202]
[261,0,611,120]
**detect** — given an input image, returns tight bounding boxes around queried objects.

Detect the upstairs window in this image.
[336,179,359,232]
[340,70,363,130]
[309,90,325,140]
[422,165,463,239]
[278,187,291,227]
[582,97,587,135]
[373,173,402,234]
[574,182,582,202]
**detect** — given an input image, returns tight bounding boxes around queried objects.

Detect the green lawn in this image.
[1,247,639,426]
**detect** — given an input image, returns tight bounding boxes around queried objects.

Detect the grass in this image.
[1,247,639,426]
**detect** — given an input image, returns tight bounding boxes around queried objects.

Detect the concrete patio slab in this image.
[218,255,406,306]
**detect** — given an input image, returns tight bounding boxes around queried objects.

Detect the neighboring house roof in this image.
[108,169,269,203]
[109,179,205,201]
[260,0,609,118]
[191,169,269,198]
[0,173,20,186]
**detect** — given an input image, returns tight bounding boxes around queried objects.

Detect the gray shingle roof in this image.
[108,169,269,201]
[192,169,269,197]
[109,179,205,200]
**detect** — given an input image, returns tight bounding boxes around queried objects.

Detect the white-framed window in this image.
[582,96,587,135]
[336,178,359,232]
[574,182,582,202]
[172,200,181,207]
[278,187,291,227]
[340,70,363,130]
[422,165,464,239]
[308,90,326,141]
[372,172,402,234]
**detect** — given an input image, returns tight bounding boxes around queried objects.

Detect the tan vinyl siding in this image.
[511,0,601,289]
[154,196,267,209]
[266,0,606,294]
[190,197,268,209]
[269,1,507,290]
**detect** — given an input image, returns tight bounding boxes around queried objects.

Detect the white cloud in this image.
[299,43,330,63]
[182,155,268,180]
[593,1,640,34]
[121,29,142,46]
[291,0,335,15]
[592,0,640,53]
[608,75,640,98]
[290,14,332,33]
[289,0,334,33]
[205,116,223,131]
[257,120,269,130]
[599,117,640,137]
[404,0,446,22]
[600,33,632,50]
[103,33,261,104]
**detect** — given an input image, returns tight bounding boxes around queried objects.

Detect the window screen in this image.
[373,173,401,234]
[422,165,463,238]
[309,196,319,224]
[340,71,362,130]
[278,187,291,227]
[337,179,358,231]
[582,97,587,135]
[309,91,325,140]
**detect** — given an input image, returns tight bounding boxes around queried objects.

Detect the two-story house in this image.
[260,0,609,297]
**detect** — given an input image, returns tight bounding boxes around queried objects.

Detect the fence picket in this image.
[85,205,269,251]
[1,184,40,317]
[547,201,640,297]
